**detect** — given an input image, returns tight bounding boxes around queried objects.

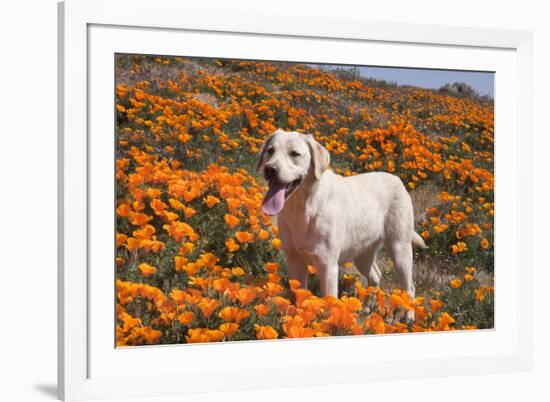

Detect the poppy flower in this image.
[271,238,282,249]
[450,278,463,288]
[224,214,240,228]
[265,262,279,274]
[264,282,284,297]
[197,298,220,318]
[231,267,245,276]
[204,195,221,208]
[429,299,444,312]
[475,288,486,301]
[225,238,240,252]
[219,323,239,337]
[451,241,468,254]
[235,231,254,243]
[236,288,256,305]
[177,311,195,325]
[138,263,157,276]
[116,233,128,247]
[218,306,250,323]
[250,300,269,316]
[258,229,270,240]
[255,325,279,340]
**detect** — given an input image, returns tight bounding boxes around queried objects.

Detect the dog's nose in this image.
[264,165,279,181]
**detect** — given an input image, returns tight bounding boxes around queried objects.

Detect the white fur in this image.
[258,129,426,311]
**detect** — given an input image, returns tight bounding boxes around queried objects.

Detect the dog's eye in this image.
[266,147,274,155]
[289,151,301,157]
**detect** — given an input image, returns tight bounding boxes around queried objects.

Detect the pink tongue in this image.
[262,183,286,216]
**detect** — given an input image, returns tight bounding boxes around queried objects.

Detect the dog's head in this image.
[257,129,330,216]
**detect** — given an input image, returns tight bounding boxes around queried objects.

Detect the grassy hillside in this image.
[115,55,494,346]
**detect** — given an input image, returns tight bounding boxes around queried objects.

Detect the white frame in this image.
[58,0,533,400]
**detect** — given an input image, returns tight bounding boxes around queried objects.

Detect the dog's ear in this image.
[306,135,330,179]
[256,131,277,170]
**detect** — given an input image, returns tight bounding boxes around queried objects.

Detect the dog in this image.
[257,129,427,305]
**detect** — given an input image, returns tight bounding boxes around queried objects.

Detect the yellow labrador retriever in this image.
[258,129,427,304]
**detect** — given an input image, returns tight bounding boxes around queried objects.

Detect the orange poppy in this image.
[235,231,254,243]
[177,311,195,325]
[138,263,157,276]
[255,325,278,340]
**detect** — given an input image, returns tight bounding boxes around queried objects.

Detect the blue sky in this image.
[317,64,494,97]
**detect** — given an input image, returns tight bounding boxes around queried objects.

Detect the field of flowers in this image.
[115,55,494,346]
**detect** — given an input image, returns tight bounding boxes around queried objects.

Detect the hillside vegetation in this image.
[115,55,494,346]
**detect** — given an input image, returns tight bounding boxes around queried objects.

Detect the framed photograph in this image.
[58,0,533,400]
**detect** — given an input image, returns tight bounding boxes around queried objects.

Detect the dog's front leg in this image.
[283,248,308,290]
[316,259,339,297]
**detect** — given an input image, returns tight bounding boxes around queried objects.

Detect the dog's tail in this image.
[412,231,428,250]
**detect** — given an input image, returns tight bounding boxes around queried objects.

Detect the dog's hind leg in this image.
[355,242,383,287]
[386,239,415,320]
[367,261,382,287]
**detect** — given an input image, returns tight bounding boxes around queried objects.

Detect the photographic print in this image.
[115,54,494,346]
